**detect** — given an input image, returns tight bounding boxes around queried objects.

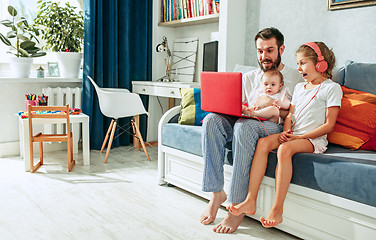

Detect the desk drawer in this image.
[133,85,156,95]
[156,86,181,98]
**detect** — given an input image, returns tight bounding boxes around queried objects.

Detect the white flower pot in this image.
[56,52,83,78]
[8,56,33,78]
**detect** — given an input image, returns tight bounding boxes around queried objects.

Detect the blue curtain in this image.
[82,0,152,150]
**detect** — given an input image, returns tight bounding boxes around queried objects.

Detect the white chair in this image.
[88,76,150,163]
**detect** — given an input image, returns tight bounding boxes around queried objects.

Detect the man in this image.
[199,27,303,234]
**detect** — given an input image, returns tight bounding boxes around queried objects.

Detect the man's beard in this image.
[259,51,281,72]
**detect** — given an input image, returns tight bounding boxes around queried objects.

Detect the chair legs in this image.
[30,140,75,173]
[30,135,43,173]
[104,120,117,163]
[131,119,150,161]
[68,132,75,172]
[101,119,115,153]
[102,118,151,163]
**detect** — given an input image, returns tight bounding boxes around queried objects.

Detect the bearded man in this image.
[199,27,303,234]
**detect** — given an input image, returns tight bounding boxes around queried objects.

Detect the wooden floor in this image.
[0,146,300,240]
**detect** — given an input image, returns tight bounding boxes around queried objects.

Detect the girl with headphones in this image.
[227,42,343,228]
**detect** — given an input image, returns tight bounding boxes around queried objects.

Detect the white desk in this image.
[132,81,200,108]
[131,81,200,145]
[18,113,90,172]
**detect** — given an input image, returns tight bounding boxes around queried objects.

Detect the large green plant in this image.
[34,1,84,52]
[0,6,46,58]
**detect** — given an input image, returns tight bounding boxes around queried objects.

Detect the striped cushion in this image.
[328,86,376,150]
[178,88,209,126]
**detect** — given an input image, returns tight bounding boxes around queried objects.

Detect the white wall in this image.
[245,0,376,69]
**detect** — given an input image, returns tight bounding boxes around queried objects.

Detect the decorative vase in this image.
[8,56,33,78]
[56,52,83,78]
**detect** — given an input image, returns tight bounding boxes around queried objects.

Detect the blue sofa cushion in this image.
[162,123,203,156]
[162,123,376,207]
[266,145,376,207]
[332,66,345,86]
[344,60,376,94]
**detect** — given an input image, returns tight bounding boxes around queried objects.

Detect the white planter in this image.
[56,52,83,78]
[8,56,33,78]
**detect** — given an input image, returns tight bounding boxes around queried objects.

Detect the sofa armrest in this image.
[157,106,181,185]
[158,105,181,143]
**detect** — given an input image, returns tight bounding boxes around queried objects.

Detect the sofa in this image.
[157,62,376,240]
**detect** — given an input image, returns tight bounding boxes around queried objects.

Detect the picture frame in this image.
[328,0,376,10]
[48,62,59,77]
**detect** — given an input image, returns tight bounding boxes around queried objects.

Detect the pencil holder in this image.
[25,100,38,111]
[39,101,48,106]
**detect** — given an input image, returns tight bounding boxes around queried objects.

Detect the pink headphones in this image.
[304,42,328,73]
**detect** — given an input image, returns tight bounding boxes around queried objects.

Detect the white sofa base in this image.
[158,106,376,240]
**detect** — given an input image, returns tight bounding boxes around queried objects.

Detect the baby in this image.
[243,69,290,123]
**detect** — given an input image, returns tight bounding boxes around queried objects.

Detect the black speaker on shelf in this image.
[202,41,218,72]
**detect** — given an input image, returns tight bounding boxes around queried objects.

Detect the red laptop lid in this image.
[201,72,243,116]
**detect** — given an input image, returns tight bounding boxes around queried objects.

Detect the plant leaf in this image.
[7,31,16,38]
[0,20,12,27]
[20,41,36,50]
[31,52,46,58]
[8,6,17,17]
[0,33,12,46]
[17,18,28,26]
[17,34,29,41]
[18,48,30,57]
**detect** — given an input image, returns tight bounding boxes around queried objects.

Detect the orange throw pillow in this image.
[328,86,376,150]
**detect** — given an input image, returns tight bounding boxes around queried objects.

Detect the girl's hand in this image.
[279,129,291,143]
[283,131,304,142]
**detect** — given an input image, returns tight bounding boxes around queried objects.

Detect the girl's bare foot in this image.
[226,199,256,216]
[260,208,283,228]
[213,212,245,234]
[200,190,227,225]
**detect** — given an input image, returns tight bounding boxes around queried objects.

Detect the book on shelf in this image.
[160,0,219,23]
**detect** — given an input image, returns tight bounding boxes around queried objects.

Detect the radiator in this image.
[42,87,82,153]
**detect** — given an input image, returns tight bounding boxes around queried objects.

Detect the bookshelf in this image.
[158,13,219,28]
[155,0,247,74]
[147,0,246,141]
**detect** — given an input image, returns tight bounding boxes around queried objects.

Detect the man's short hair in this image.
[254,27,284,48]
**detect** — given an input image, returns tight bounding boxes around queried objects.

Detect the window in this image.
[0,0,83,73]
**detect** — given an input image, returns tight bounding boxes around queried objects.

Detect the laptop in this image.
[200,71,266,120]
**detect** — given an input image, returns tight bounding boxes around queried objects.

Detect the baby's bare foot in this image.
[200,190,227,225]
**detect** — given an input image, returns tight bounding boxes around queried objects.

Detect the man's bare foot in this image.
[213,212,245,234]
[200,190,227,225]
[260,208,283,228]
[226,198,256,216]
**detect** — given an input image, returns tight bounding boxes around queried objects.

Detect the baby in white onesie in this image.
[243,69,290,123]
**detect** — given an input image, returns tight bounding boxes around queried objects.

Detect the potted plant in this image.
[0,6,46,78]
[34,0,84,78]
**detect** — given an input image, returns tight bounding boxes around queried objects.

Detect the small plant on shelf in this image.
[0,6,46,58]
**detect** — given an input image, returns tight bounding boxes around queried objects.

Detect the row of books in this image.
[161,0,220,23]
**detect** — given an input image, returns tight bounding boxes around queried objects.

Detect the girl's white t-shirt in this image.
[291,79,342,146]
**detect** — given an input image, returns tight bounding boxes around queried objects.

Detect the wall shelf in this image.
[158,13,219,28]
[0,77,82,83]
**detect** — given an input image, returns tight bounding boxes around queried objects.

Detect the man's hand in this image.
[242,105,254,116]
